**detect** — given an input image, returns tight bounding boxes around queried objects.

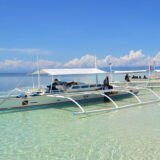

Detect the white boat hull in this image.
[0,91,138,112]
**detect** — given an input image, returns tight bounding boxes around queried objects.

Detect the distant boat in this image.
[111,69,160,88]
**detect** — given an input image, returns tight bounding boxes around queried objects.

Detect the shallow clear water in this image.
[0,74,160,160]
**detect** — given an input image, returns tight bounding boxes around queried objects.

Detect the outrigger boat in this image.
[0,68,139,113]
[111,69,160,88]
[0,68,160,115]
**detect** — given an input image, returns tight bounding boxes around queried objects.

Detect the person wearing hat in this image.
[103,76,113,89]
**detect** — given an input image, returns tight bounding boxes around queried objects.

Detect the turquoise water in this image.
[0,74,160,160]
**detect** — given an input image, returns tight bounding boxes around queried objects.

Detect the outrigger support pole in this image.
[48,87,160,116]
[47,91,119,115]
[74,99,160,115]
[112,89,142,103]
[134,87,160,100]
[47,95,85,113]
[73,89,140,115]
[87,91,119,108]
[73,88,159,115]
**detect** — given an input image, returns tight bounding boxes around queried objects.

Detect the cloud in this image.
[64,50,147,68]
[0,59,62,72]
[0,48,51,55]
[64,54,96,67]
[0,49,159,72]
[109,50,146,67]
[39,59,62,68]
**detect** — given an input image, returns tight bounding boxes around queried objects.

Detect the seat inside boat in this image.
[46,80,104,93]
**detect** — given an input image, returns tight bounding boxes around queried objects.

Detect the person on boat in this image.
[47,79,61,91]
[103,76,113,89]
[143,75,147,79]
[125,74,130,82]
[52,78,63,90]
[52,78,61,85]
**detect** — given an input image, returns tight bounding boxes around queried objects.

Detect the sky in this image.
[0,0,160,72]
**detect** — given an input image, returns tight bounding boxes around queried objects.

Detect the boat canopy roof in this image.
[32,68,106,76]
[114,70,148,74]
